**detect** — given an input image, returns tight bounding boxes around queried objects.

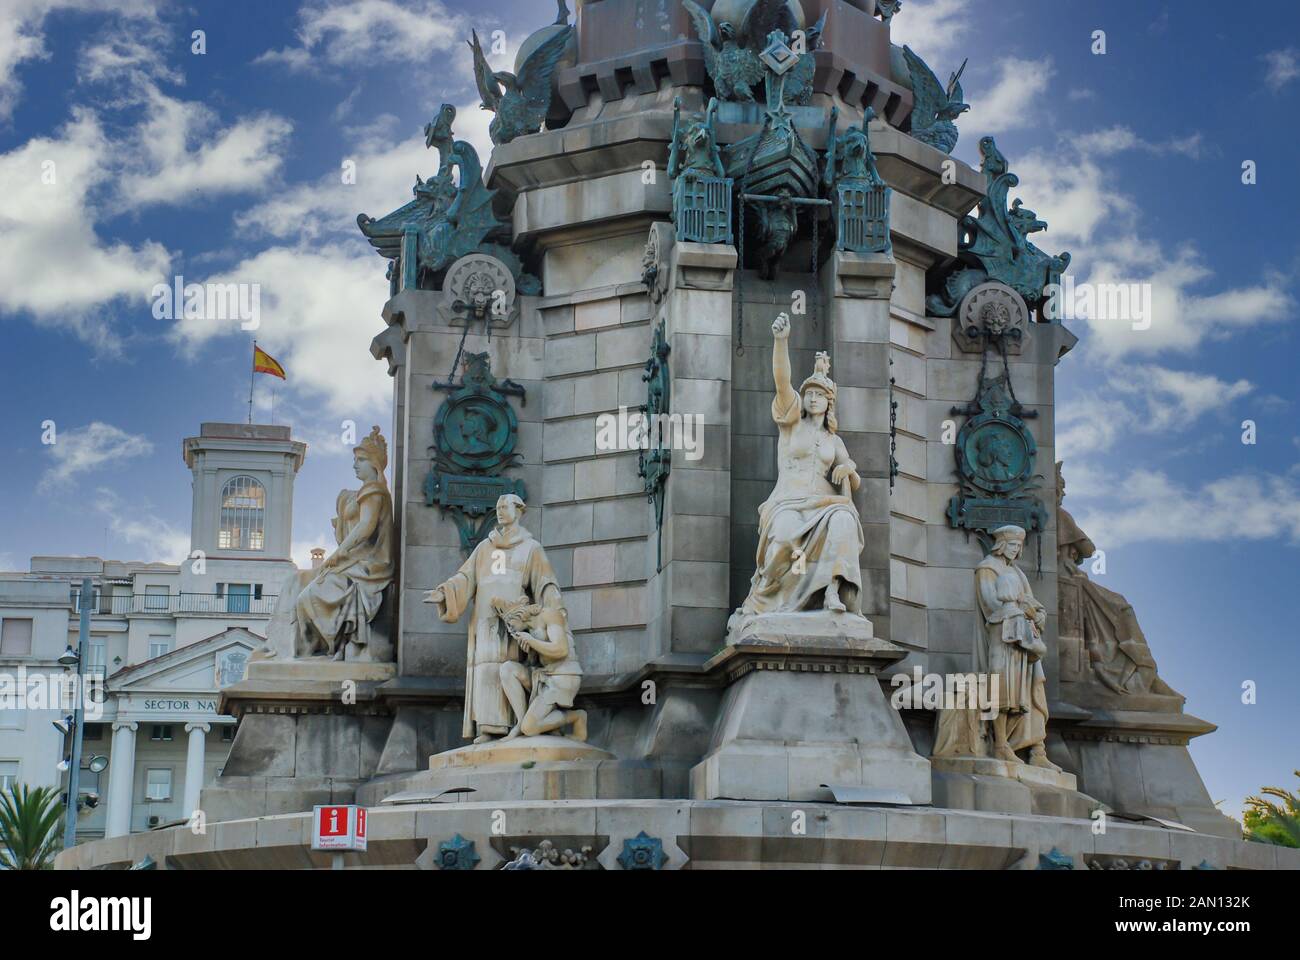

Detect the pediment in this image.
[108,627,259,694]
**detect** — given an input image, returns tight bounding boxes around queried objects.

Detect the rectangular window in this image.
[70,588,100,613]
[0,619,33,657]
[148,638,171,659]
[83,723,104,742]
[0,761,18,793]
[87,638,106,677]
[221,726,235,742]
[226,583,251,614]
[144,585,169,611]
[150,724,173,742]
[145,768,171,801]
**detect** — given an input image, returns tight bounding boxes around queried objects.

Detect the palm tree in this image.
[0,784,64,870]
[1244,770,1300,848]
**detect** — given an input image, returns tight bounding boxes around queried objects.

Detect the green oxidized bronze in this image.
[875,0,903,24]
[425,352,528,553]
[669,97,733,244]
[683,0,826,107]
[356,104,540,297]
[927,136,1071,318]
[469,2,573,146]
[901,45,968,155]
[723,27,826,279]
[946,318,1046,554]
[638,320,672,572]
[824,106,891,255]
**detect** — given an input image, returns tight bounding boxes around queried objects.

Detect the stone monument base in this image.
[930,755,1098,820]
[353,736,648,806]
[428,734,613,771]
[201,658,398,822]
[57,798,1300,871]
[691,612,932,804]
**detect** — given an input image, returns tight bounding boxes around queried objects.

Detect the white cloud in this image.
[0,0,160,119]
[237,130,432,241]
[77,15,179,87]
[1057,365,1254,460]
[0,109,170,351]
[1072,125,1203,160]
[888,0,972,67]
[1009,149,1294,359]
[39,422,153,492]
[236,99,490,241]
[115,84,293,207]
[258,0,465,71]
[961,56,1054,136]
[1,64,293,348]
[94,488,189,563]
[167,244,393,416]
[1071,468,1300,549]
[1263,47,1300,91]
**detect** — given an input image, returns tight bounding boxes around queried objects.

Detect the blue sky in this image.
[0,0,1296,818]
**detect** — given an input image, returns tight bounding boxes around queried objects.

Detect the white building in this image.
[0,422,306,841]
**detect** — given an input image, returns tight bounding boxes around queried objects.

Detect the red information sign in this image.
[311,805,368,851]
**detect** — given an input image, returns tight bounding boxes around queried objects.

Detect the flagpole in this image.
[249,339,256,425]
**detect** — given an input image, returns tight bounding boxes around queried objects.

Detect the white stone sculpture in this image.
[425,494,584,743]
[494,597,586,741]
[729,311,865,632]
[258,426,395,663]
[975,524,1060,770]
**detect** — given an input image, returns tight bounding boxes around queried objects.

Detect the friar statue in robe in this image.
[1056,462,1179,698]
[425,494,563,743]
[975,524,1061,770]
[729,311,865,632]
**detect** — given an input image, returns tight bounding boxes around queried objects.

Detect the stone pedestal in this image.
[201,659,399,821]
[1062,708,1241,839]
[930,754,1097,820]
[355,735,630,806]
[690,613,931,803]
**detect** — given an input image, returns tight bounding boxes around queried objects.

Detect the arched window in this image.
[219,476,265,550]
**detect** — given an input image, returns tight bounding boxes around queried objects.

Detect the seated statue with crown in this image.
[727,312,867,640]
[255,426,396,665]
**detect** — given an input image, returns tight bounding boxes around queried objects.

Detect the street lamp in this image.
[61,577,93,851]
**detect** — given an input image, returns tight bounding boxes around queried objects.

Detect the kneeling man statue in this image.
[425,494,585,744]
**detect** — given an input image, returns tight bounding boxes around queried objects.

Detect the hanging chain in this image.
[737,193,746,355]
[889,356,899,492]
[735,114,773,356]
[445,315,472,385]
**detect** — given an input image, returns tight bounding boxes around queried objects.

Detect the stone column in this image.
[822,250,896,638]
[649,235,737,658]
[182,722,210,818]
[105,721,137,838]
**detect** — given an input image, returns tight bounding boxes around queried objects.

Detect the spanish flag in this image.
[253,343,286,380]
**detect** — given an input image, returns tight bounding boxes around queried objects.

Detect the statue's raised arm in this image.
[770,311,798,424]
[728,312,867,632]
